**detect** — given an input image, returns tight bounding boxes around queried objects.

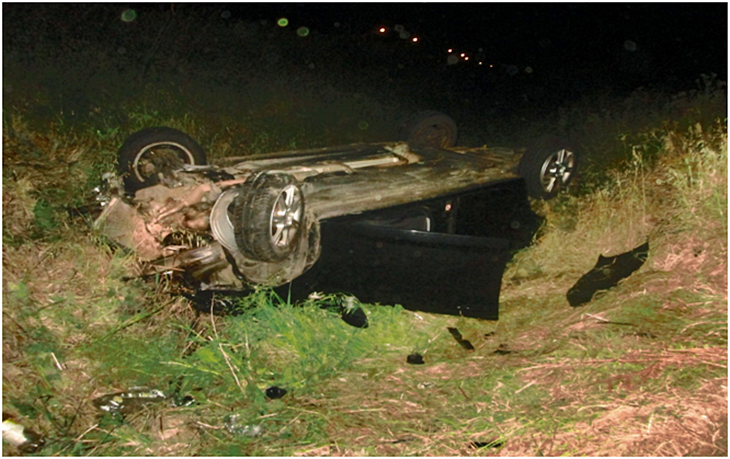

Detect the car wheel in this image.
[117,127,207,192]
[402,111,458,148]
[233,172,304,263]
[518,136,578,199]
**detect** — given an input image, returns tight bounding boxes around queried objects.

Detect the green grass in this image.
[3,19,727,454]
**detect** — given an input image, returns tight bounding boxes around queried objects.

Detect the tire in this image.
[518,136,578,200]
[401,111,458,148]
[117,127,207,192]
[233,172,304,263]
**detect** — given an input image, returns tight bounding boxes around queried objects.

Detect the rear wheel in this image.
[518,136,578,199]
[233,173,304,263]
[402,111,458,148]
[117,127,207,192]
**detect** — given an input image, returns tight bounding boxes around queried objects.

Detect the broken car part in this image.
[567,242,649,307]
[2,414,45,454]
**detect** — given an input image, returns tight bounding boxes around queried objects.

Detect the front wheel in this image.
[117,127,207,193]
[518,136,578,200]
[233,173,305,263]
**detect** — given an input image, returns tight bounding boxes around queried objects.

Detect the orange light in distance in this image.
[379,27,386,33]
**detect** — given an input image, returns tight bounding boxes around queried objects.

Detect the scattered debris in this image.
[2,414,45,454]
[470,438,505,449]
[223,414,264,437]
[447,327,475,350]
[406,353,425,365]
[265,386,287,399]
[567,241,649,307]
[484,331,496,338]
[494,344,512,355]
[92,386,194,414]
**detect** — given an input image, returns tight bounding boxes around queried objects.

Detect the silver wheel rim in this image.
[210,189,240,253]
[269,184,303,249]
[132,141,196,182]
[539,148,575,193]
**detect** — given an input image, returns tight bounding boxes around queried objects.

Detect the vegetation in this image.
[3,4,727,456]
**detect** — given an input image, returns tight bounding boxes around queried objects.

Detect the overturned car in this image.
[95,112,578,319]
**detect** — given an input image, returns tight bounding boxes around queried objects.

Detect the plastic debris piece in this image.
[406,353,425,365]
[2,414,45,453]
[171,394,196,407]
[470,438,505,448]
[223,414,264,437]
[567,242,649,307]
[494,344,512,355]
[92,387,168,414]
[265,386,287,399]
[341,306,369,328]
[447,327,475,350]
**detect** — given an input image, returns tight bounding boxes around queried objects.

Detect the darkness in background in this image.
[4,3,726,106]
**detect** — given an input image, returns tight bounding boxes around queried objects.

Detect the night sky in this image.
[209,2,728,85]
[3,2,727,130]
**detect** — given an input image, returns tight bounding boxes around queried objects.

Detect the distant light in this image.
[460,53,465,57]
[121,9,136,22]
[478,61,483,65]
[277,18,289,27]
[447,48,453,53]
[412,37,418,43]
[379,27,386,33]
[489,64,494,68]
[464,56,469,61]
[297,26,310,37]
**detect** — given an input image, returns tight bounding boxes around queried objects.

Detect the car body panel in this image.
[274,178,540,319]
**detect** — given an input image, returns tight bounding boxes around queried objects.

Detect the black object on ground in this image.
[407,353,425,364]
[494,344,512,355]
[341,306,369,328]
[447,327,475,350]
[265,386,287,399]
[567,242,649,307]
[470,438,506,449]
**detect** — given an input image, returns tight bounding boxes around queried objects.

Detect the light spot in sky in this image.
[121,9,136,22]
